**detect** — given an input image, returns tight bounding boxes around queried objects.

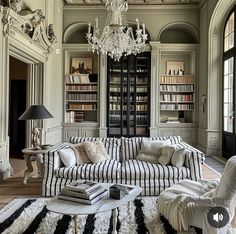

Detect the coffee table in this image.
[46,183,142,234]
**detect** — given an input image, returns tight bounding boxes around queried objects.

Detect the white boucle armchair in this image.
[158,156,236,234]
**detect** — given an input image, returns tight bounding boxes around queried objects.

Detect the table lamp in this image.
[19,105,53,149]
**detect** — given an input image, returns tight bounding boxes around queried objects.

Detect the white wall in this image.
[43,0,64,144]
[63,5,200,41]
[0,0,64,176]
[198,0,236,156]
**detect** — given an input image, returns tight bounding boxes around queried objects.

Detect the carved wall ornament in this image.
[47,24,57,43]
[0,0,22,13]
[0,0,9,7]
[10,0,22,13]
[0,5,56,58]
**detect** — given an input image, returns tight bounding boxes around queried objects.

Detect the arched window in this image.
[223,9,236,158]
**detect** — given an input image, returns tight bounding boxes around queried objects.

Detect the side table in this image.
[22,148,47,185]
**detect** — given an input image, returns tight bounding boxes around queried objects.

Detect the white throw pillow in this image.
[71,143,91,165]
[59,148,76,167]
[171,148,186,167]
[84,141,110,164]
[158,145,175,165]
[139,138,168,156]
[136,153,160,164]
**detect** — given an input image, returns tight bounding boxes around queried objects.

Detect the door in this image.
[9,80,27,157]
[222,10,236,159]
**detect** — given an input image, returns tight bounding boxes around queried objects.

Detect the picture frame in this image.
[166,60,184,75]
[71,58,92,74]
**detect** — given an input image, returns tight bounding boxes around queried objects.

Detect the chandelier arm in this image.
[87,0,147,61]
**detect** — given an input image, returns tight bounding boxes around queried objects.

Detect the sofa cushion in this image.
[71,143,91,165]
[83,141,110,163]
[121,136,182,161]
[159,145,176,165]
[58,148,76,167]
[121,160,190,181]
[171,148,186,167]
[70,137,121,161]
[139,138,168,156]
[136,153,160,164]
[55,159,121,180]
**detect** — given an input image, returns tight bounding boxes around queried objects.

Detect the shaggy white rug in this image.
[0,197,167,234]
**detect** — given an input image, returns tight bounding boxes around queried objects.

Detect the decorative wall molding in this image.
[0,3,57,58]
[157,21,199,42]
[64,0,200,5]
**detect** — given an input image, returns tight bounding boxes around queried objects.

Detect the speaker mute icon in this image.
[213,213,224,222]
[208,207,229,228]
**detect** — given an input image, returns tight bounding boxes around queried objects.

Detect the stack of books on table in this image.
[58,181,108,205]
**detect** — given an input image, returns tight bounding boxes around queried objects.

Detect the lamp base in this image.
[32,127,41,149]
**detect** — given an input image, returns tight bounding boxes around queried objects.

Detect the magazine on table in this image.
[58,190,108,205]
[65,180,102,193]
[61,186,106,200]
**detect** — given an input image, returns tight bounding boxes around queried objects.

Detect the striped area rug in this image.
[0,197,167,234]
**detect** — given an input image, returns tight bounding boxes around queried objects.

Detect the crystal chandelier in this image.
[86,0,148,61]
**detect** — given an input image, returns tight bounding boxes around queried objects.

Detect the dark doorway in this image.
[9,57,28,158]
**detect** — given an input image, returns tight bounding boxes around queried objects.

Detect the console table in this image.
[22,148,47,185]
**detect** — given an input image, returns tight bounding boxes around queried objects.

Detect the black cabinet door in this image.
[107,52,151,137]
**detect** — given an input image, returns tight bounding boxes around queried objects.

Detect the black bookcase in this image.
[107,52,151,137]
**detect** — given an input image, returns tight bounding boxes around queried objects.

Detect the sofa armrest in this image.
[184,150,205,181]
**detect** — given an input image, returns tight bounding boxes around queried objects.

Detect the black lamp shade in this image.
[19,105,53,120]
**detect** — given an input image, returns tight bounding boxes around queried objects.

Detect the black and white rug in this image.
[0,197,172,234]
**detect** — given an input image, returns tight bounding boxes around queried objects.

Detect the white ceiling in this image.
[64,0,201,5]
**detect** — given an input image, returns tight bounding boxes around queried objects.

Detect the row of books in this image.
[160,75,194,84]
[110,87,148,92]
[160,84,194,92]
[160,94,194,102]
[66,93,97,101]
[110,114,147,123]
[66,74,90,83]
[109,69,148,73]
[160,103,194,110]
[66,85,97,91]
[68,104,97,110]
[110,77,148,84]
[65,111,84,123]
[109,104,148,111]
[110,96,148,102]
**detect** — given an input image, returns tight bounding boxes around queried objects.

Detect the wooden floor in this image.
[0,158,43,209]
[0,157,221,210]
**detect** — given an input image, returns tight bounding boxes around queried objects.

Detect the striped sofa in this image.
[42,136,205,196]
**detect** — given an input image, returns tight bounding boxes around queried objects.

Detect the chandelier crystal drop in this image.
[86,0,148,61]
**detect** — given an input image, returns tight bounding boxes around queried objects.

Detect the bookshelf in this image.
[107,52,151,137]
[159,51,196,124]
[65,74,98,123]
[62,45,100,140]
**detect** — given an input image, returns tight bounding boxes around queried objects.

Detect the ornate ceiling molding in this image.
[0,1,57,58]
[64,0,200,5]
